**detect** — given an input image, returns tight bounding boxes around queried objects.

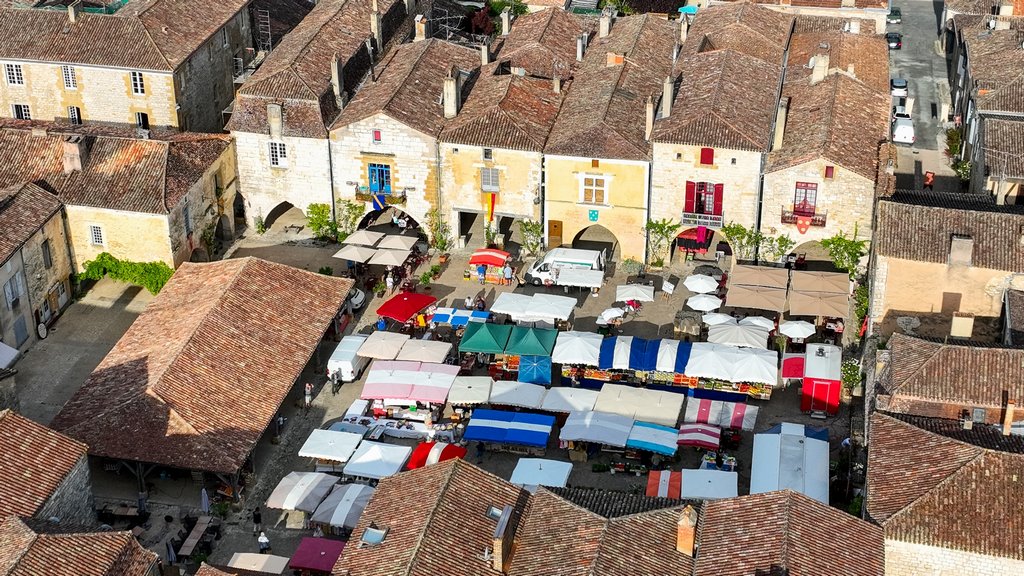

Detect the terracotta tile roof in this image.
[874,191,1024,271]
[695,491,884,576]
[331,39,479,135]
[867,413,1024,560]
[228,0,406,136]
[196,564,266,576]
[652,49,781,151]
[715,0,888,9]
[792,14,876,34]
[498,8,588,79]
[0,411,86,519]
[334,459,529,576]
[545,14,678,160]
[0,0,249,71]
[786,31,889,93]
[1007,288,1024,344]
[507,489,616,576]
[0,515,157,576]
[0,121,229,215]
[50,258,352,474]
[885,413,1024,453]
[0,183,61,266]
[946,0,1002,16]
[680,2,794,65]
[250,0,315,48]
[877,334,1024,417]
[963,28,1024,115]
[440,70,564,151]
[984,118,1024,179]
[766,73,889,179]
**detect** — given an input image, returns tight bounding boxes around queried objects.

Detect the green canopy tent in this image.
[459,323,513,354]
[504,327,558,356]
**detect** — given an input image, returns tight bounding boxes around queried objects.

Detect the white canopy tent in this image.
[357,331,410,360]
[751,423,830,504]
[552,331,603,366]
[343,441,412,480]
[779,320,816,339]
[739,316,775,330]
[702,313,736,326]
[265,472,337,513]
[298,429,363,464]
[448,376,493,405]
[685,342,735,381]
[721,346,779,386]
[489,380,548,409]
[593,384,685,428]
[491,293,576,322]
[616,284,655,302]
[681,469,738,499]
[490,293,533,318]
[687,294,722,312]
[395,339,452,363]
[707,323,770,349]
[310,483,375,529]
[510,458,573,493]
[560,411,633,447]
[556,268,604,288]
[683,274,719,294]
[540,387,599,413]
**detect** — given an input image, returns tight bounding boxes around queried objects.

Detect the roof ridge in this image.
[888,335,943,394]
[2,516,39,570]
[780,490,793,567]
[404,460,460,576]
[586,518,614,576]
[134,15,174,71]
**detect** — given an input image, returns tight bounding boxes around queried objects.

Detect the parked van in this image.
[892,117,915,145]
[327,334,369,384]
[524,248,605,286]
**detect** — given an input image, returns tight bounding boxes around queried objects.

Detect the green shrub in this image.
[80,252,174,294]
[306,203,334,239]
[419,271,433,286]
[254,215,267,234]
[318,266,334,276]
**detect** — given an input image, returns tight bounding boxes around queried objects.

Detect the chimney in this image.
[330,55,346,109]
[491,505,518,574]
[500,7,511,36]
[680,15,689,43]
[661,76,673,118]
[267,103,283,139]
[599,8,613,38]
[771,96,789,151]
[553,76,562,93]
[576,34,585,61]
[810,54,829,85]
[644,95,654,141]
[848,19,860,34]
[443,70,461,119]
[68,0,80,22]
[480,43,490,66]
[366,38,376,79]
[370,10,383,50]
[676,505,698,557]
[414,14,428,41]
[62,135,86,174]
[998,0,1014,15]
[1004,400,1016,436]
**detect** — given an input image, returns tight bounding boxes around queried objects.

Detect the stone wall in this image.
[36,454,95,527]
[168,143,239,265]
[22,211,73,323]
[885,538,1024,576]
[234,131,333,228]
[439,143,542,233]
[64,206,172,270]
[0,254,34,351]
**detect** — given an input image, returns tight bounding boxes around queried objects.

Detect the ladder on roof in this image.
[256,8,272,53]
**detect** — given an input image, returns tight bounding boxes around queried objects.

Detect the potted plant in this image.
[430,264,442,280]
[373,281,386,297]
[419,271,433,290]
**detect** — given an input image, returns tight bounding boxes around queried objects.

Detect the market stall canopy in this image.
[360,360,419,400]
[802,344,842,415]
[368,248,411,267]
[376,234,418,250]
[227,553,290,575]
[540,387,599,413]
[310,483,375,529]
[489,380,547,409]
[646,470,737,500]
[788,290,849,318]
[683,274,719,294]
[406,441,467,470]
[529,294,577,322]
[707,323,770,349]
[560,411,633,447]
[655,339,693,373]
[332,244,377,263]
[510,458,573,493]
[720,346,779,386]
[616,284,655,302]
[750,423,830,504]
[739,316,775,330]
[677,423,721,449]
[599,336,651,371]
[725,285,787,312]
[518,355,552,385]
[551,331,603,366]
[506,327,558,356]
[463,409,555,447]
[408,362,460,404]
[357,331,409,360]
[343,229,384,246]
[556,268,604,288]
[298,429,363,463]
[395,339,452,363]
[791,270,849,295]
[490,293,533,318]
[448,376,493,405]
[469,248,511,267]
[626,421,679,456]
[730,265,789,289]
[376,292,437,322]
[593,384,685,428]
[687,293,722,312]
[702,313,736,326]
[459,322,513,354]
[289,537,346,574]
[683,398,759,431]
[343,441,413,480]
[266,472,337,513]
[779,320,816,339]
[685,342,734,381]
[430,307,490,326]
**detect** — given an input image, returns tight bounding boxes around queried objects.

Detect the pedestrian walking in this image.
[464,295,474,309]
[304,382,313,409]
[477,263,487,285]
[257,532,270,554]
[252,508,262,536]
[385,273,395,294]
[503,264,513,286]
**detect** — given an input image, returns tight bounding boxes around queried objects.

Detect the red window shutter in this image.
[684,181,696,213]
[372,129,382,142]
[700,147,714,165]
[824,165,835,178]
[713,184,724,216]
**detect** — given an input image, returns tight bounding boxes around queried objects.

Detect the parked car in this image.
[346,287,366,311]
[886,32,903,50]
[887,8,902,23]
[892,105,911,121]
[892,117,916,144]
[891,78,909,98]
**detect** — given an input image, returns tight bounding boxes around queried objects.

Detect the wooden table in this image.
[177,516,212,558]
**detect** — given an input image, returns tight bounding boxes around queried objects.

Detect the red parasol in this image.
[468,248,510,267]
[406,441,468,470]
[376,292,437,322]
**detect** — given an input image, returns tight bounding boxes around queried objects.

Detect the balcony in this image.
[780,206,827,227]
[681,212,724,229]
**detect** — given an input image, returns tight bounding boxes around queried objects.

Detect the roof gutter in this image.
[754,29,792,264]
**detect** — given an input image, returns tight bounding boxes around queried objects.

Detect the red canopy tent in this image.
[406,441,468,470]
[801,344,842,415]
[677,423,721,450]
[289,537,345,574]
[376,292,437,322]
[468,248,510,267]
[646,470,682,498]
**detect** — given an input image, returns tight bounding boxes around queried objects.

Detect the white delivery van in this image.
[524,248,605,286]
[892,117,915,145]
[327,334,369,384]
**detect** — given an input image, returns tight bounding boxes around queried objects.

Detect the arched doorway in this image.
[358,207,424,238]
[673,227,732,268]
[264,201,305,231]
[790,240,843,272]
[572,225,620,260]
[189,247,209,262]
[233,193,247,231]
[215,214,233,241]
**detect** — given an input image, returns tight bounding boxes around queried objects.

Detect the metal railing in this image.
[780,207,827,227]
[681,212,725,228]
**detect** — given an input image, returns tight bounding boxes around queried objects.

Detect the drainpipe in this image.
[754,28,791,264]
[327,136,338,226]
[435,138,443,239]
[644,158,652,265]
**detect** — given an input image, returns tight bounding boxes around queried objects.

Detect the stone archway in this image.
[264,201,298,229]
[572,224,620,261]
[358,207,424,237]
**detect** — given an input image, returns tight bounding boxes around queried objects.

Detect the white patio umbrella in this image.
[687,293,722,312]
[357,331,409,360]
[368,249,411,267]
[332,244,377,263]
[377,235,418,250]
[551,331,603,366]
[707,323,770,349]
[779,320,816,339]
[395,339,452,363]
[596,308,625,326]
[739,316,775,330]
[616,284,656,302]
[343,229,385,246]
[265,472,337,513]
[683,274,719,294]
[310,484,376,530]
[702,313,736,326]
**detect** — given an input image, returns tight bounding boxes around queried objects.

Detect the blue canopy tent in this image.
[599,337,662,371]
[519,355,552,385]
[626,421,680,456]
[463,409,555,447]
[430,308,490,326]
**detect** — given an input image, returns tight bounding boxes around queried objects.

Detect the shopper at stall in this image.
[477,263,487,284]
[503,264,513,286]
[252,508,262,536]
[464,295,474,309]
[258,532,271,554]
[304,382,314,409]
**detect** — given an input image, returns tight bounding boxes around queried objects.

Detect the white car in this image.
[892,117,915,144]
[890,78,908,98]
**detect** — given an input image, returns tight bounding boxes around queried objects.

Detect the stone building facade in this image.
[34,453,94,526]
[884,536,1024,575]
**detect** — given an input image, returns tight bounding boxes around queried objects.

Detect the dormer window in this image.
[360,523,389,546]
